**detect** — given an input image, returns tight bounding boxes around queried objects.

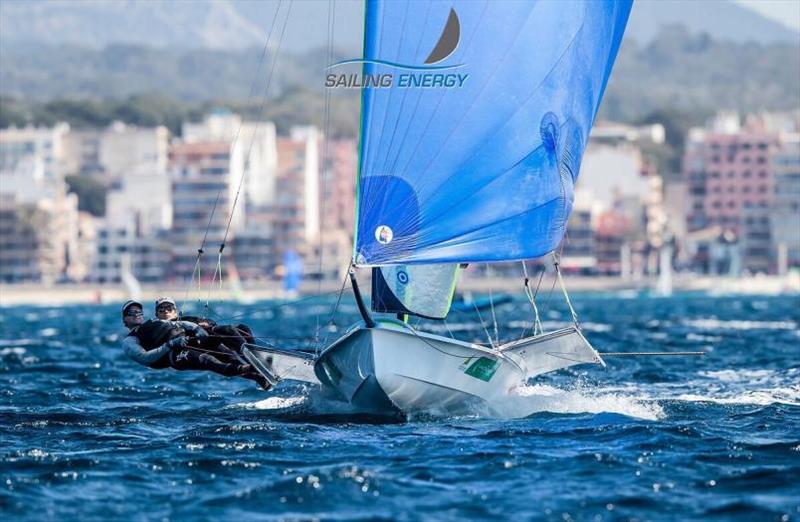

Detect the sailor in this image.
[121,299,270,389]
[154,296,254,355]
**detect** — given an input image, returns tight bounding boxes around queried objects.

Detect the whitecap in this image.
[699,369,776,382]
[682,319,798,330]
[580,322,613,333]
[0,339,37,347]
[674,388,799,406]
[232,396,307,410]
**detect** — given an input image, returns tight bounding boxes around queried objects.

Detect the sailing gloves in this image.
[168,336,189,350]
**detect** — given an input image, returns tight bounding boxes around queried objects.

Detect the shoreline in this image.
[1,274,798,306]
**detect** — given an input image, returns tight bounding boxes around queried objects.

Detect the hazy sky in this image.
[734,0,800,31]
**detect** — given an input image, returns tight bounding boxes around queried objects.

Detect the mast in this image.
[349,269,375,328]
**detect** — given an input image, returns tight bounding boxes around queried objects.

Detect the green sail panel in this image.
[371,264,459,320]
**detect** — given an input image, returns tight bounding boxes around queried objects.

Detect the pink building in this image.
[322,139,356,236]
[683,118,779,272]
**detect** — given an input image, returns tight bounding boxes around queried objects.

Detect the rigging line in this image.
[488,281,499,344]
[519,260,543,341]
[205,252,225,310]
[402,323,526,375]
[517,261,545,340]
[533,261,545,299]
[212,0,294,288]
[472,299,495,350]
[182,189,221,310]
[181,2,282,305]
[600,352,706,357]
[209,287,352,324]
[317,263,352,355]
[316,0,336,344]
[553,251,579,325]
[443,319,456,340]
[544,235,569,306]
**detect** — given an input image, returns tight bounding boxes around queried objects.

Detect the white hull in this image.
[246,320,603,417]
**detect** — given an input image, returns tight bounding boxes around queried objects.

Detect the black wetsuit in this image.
[179,316,255,356]
[128,320,245,378]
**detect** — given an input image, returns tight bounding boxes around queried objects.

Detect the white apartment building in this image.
[182,110,278,208]
[0,136,83,282]
[168,140,244,280]
[0,123,70,180]
[771,133,800,270]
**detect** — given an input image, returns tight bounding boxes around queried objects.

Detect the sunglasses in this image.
[124,310,143,317]
[156,304,176,312]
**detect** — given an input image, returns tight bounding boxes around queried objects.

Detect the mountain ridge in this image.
[1,0,797,53]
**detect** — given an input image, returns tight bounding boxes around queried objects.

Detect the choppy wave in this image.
[2,295,799,521]
[682,318,798,330]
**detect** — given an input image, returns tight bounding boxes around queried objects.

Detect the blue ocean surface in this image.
[1,293,798,521]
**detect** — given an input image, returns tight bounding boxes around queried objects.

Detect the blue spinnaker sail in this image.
[353,0,632,266]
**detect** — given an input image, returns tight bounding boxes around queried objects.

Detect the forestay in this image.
[353,0,632,266]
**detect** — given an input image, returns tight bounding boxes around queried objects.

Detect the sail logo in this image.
[326,8,468,89]
[375,225,393,244]
[396,270,409,285]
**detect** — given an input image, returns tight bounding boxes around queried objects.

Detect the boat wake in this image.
[229,367,798,422]
[486,384,665,421]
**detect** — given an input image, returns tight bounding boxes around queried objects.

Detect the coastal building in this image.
[560,190,597,274]
[62,129,103,177]
[771,133,800,271]
[98,122,169,181]
[89,217,171,285]
[595,209,630,275]
[321,139,357,235]
[0,179,81,284]
[317,138,357,279]
[271,127,321,278]
[168,140,244,282]
[182,111,283,281]
[183,110,277,207]
[0,123,85,283]
[62,123,169,181]
[563,128,663,276]
[0,123,70,181]
[682,113,779,273]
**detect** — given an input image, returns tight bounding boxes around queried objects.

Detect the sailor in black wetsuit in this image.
[154,297,255,357]
[121,299,269,389]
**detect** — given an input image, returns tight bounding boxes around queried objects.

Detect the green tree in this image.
[65,175,107,216]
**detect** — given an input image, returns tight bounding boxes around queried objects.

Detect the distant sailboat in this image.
[655,244,674,297]
[244,0,633,416]
[120,255,141,302]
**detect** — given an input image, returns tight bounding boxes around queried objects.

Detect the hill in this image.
[0,0,797,53]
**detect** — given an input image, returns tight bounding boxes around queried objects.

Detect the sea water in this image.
[1,294,798,521]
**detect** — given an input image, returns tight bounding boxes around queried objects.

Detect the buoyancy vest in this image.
[129,320,185,350]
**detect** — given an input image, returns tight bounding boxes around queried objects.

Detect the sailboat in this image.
[242,0,633,416]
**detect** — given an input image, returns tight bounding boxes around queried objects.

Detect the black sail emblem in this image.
[424,8,460,64]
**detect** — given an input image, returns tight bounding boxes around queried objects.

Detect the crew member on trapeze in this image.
[120,299,270,389]
[152,296,255,356]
